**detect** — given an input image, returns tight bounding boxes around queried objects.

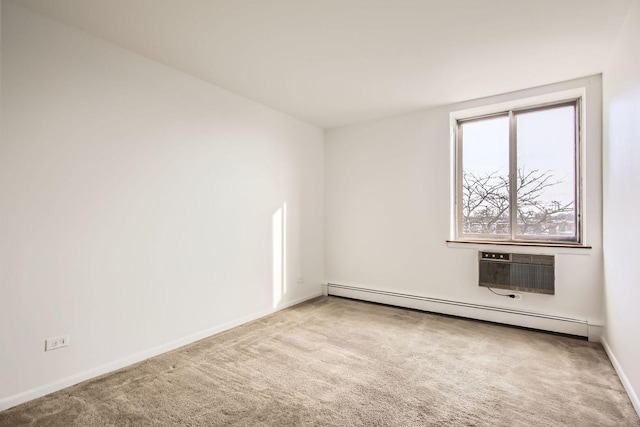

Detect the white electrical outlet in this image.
[297,276,304,284]
[45,335,70,351]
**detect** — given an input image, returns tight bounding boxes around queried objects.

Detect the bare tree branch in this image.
[462,167,574,237]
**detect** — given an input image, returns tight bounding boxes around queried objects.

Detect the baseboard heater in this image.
[326,283,588,338]
[479,251,554,294]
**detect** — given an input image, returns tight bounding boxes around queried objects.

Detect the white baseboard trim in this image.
[328,283,589,337]
[601,336,640,418]
[0,290,321,412]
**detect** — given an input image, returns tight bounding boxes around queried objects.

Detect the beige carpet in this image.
[1,296,638,426]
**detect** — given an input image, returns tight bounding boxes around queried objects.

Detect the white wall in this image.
[325,75,603,335]
[602,0,640,414]
[0,2,323,409]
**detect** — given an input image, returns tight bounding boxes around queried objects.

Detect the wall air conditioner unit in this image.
[478,252,555,295]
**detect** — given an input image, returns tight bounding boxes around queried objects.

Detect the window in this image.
[455,100,581,244]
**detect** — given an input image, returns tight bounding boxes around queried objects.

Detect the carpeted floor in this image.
[1,296,638,426]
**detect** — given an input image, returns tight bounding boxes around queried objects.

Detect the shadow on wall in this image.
[273,203,287,308]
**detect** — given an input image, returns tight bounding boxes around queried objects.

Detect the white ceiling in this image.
[11,0,632,128]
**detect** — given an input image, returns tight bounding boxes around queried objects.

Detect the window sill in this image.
[446,240,592,254]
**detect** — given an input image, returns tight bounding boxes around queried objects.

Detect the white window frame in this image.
[450,90,585,246]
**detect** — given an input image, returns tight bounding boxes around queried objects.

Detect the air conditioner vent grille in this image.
[479,252,555,295]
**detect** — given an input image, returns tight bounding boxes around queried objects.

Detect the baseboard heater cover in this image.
[327,283,588,337]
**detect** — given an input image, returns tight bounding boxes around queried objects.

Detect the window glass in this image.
[460,116,509,237]
[515,106,576,240]
[457,101,579,243]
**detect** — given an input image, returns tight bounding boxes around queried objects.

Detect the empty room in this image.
[1,0,639,425]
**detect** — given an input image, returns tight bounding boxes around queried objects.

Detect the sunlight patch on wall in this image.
[272,203,287,308]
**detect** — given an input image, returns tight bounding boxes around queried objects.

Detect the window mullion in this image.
[509,111,518,240]
[456,123,464,239]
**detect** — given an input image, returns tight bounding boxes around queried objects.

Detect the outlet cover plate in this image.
[45,335,69,351]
